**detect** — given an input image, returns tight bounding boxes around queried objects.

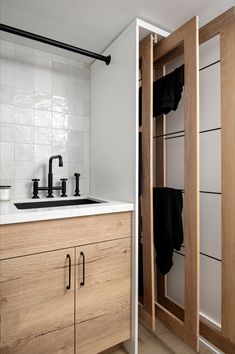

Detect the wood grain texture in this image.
[75,238,131,354]
[139,34,156,331]
[0,248,75,354]
[153,7,235,67]
[154,8,235,352]
[153,17,200,351]
[155,303,185,341]
[221,20,235,344]
[200,6,235,45]
[153,17,196,62]
[157,294,235,353]
[99,343,123,354]
[0,212,132,260]
[183,16,200,351]
[200,321,235,354]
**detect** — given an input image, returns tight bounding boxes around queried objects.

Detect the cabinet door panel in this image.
[0,249,75,354]
[75,238,131,354]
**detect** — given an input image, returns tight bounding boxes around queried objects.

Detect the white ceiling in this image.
[0,0,234,61]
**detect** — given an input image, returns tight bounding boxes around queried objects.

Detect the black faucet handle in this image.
[32,179,40,199]
[60,178,67,197]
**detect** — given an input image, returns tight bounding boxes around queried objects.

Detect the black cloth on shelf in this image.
[139,64,184,125]
[153,187,184,275]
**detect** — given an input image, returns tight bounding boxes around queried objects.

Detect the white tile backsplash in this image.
[0,104,14,123]
[0,39,90,198]
[34,109,51,127]
[15,106,34,126]
[15,68,34,90]
[0,124,14,142]
[34,91,51,110]
[34,73,52,93]
[1,142,14,161]
[34,127,51,145]
[15,143,33,161]
[15,125,33,143]
[14,88,34,107]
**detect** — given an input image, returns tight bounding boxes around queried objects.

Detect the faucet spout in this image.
[48,155,64,198]
[49,155,63,174]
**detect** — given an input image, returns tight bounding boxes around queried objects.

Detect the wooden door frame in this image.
[154,7,235,354]
[153,16,200,351]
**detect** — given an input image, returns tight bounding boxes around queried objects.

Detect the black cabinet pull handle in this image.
[80,252,85,286]
[66,254,71,290]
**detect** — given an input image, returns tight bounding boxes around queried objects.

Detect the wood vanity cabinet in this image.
[0,212,132,354]
[0,248,75,354]
[75,238,131,354]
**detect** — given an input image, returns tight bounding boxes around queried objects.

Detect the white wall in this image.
[164,36,222,326]
[0,39,90,199]
[90,23,137,203]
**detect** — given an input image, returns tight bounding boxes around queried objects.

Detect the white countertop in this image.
[0,196,134,225]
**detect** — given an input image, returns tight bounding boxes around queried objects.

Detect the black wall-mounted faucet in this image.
[32,155,67,198]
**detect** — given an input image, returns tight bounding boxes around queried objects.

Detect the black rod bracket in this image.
[0,23,111,65]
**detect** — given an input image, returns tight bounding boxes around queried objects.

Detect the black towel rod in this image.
[0,23,111,65]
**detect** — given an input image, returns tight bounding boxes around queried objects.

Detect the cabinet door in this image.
[153,17,199,351]
[75,238,131,354]
[0,248,75,354]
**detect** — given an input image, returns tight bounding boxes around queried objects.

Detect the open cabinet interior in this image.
[138,7,235,354]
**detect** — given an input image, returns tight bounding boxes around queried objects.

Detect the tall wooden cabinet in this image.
[139,6,235,354]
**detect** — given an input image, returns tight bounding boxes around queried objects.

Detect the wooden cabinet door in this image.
[153,17,199,351]
[0,248,75,354]
[75,238,131,354]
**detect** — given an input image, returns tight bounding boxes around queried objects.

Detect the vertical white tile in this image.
[34,127,51,145]
[15,107,33,125]
[15,143,33,161]
[0,160,14,179]
[0,141,14,161]
[14,179,32,199]
[34,109,51,127]
[15,162,34,180]
[15,125,33,143]
[15,68,34,89]
[0,123,14,142]
[0,104,14,123]
[34,144,51,162]
[34,72,51,93]
[0,84,15,104]
[15,88,33,107]
[34,92,51,110]
[0,65,14,86]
